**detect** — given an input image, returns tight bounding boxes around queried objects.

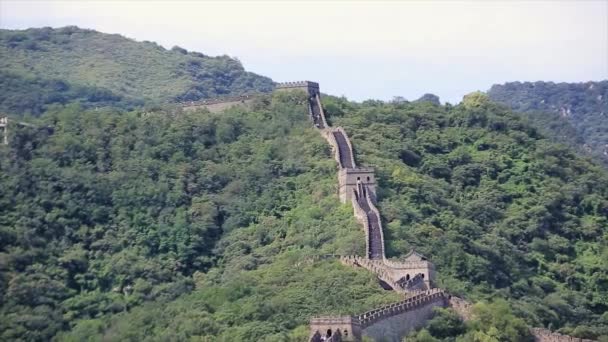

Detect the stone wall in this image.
[321,129,344,170]
[358,289,448,342]
[350,197,372,259]
[309,290,448,342]
[382,259,435,289]
[276,81,320,97]
[310,316,362,342]
[339,167,376,203]
[340,256,404,293]
[181,96,256,113]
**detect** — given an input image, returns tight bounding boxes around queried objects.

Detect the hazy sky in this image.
[1,0,607,103]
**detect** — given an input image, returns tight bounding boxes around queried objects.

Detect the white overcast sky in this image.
[1,0,607,103]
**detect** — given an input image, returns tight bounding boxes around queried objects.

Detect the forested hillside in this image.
[0,26,274,115]
[488,81,608,165]
[1,90,607,341]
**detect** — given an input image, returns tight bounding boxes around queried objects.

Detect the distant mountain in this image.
[0,26,274,115]
[488,81,608,164]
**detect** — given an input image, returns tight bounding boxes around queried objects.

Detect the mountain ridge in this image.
[0,26,274,115]
[488,81,608,166]
[0,27,607,341]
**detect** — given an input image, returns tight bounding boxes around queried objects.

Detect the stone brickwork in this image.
[359,289,448,342]
[339,167,376,203]
[276,81,320,97]
[310,316,361,342]
[309,290,449,342]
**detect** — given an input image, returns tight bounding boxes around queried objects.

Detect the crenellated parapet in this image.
[356,289,447,327]
[276,81,320,97]
[310,290,449,342]
[340,256,404,293]
[310,316,361,342]
[340,253,434,293]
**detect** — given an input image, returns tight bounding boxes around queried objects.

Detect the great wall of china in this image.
[276,81,595,342]
[1,82,595,342]
[292,81,453,342]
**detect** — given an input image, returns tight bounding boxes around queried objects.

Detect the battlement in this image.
[356,289,446,327]
[276,81,319,89]
[276,81,320,97]
[383,258,436,271]
[340,254,434,293]
[310,290,448,342]
[310,316,361,341]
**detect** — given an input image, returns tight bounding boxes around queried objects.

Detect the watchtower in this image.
[309,316,361,342]
[275,81,320,97]
[383,250,436,290]
[339,167,376,203]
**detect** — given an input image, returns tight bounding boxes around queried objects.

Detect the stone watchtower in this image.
[383,250,436,290]
[275,81,320,97]
[309,316,361,342]
[339,167,376,203]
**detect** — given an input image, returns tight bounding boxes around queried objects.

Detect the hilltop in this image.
[0,26,274,115]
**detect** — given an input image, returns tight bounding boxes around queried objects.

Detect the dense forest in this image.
[1,25,607,342]
[1,89,607,341]
[0,27,274,115]
[488,81,608,166]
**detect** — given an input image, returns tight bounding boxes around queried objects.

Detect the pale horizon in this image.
[1,0,607,103]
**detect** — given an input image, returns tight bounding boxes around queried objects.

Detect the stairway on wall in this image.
[354,183,383,259]
[331,130,354,168]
